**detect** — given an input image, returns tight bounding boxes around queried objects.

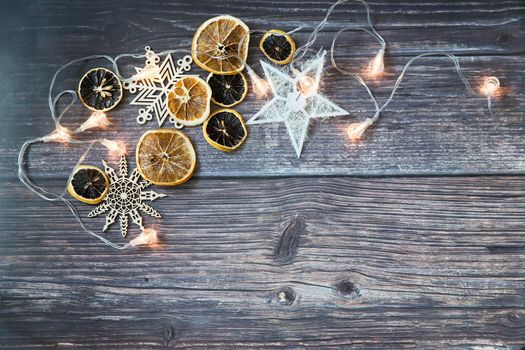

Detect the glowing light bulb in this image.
[347,118,374,141]
[130,228,159,248]
[297,75,318,96]
[42,124,72,143]
[481,76,500,97]
[76,111,111,133]
[101,139,126,156]
[131,64,160,81]
[246,66,270,98]
[367,48,385,78]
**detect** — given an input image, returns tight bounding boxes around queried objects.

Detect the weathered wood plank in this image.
[1,0,524,177]
[1,176,524,348]
[2,1,525,349]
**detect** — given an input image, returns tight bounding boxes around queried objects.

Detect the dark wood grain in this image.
[1,177,525,349]
[1,0,524,178]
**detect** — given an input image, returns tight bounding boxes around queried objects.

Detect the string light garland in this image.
[130,228,160,248]
[17,49,194,250]
[481,76,501,117]
[335,52,487,140]
[76,111,112,133]
[320,0,499,141]
[18,0,503,250]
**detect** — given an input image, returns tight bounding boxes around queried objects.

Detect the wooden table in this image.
[1,1,524,348]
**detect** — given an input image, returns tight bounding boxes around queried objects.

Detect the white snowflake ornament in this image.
[88,155,166,237]
[123,46,194,128]
[247,50,349,157]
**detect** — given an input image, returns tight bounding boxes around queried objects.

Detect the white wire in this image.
[291,0,385,71]
[372,52,476,122]
[18,137,131,250]
[331,31,481,124]
[487,95,494,118]
[330,27,383,112]
[298,0,487,128]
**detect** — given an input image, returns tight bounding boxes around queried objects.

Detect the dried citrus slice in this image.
[260,29,296,65]
[136,129,196,186]
[203,109,247,152]
[167,76,211,126]
[207,72,248,107]
[192,15,250,75]
[68,165,109,204]
[78,68,123,112]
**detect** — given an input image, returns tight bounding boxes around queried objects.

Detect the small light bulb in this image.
[481,76,500,97]
[42,124,72,143]
[367,48,385,78]
[76,111,111,133]
[131,64,160,82]
[246,66,270,98]
[297,75,318,96]
[347,118,374,141]
[130,228,159,248]
[101,139,126,156]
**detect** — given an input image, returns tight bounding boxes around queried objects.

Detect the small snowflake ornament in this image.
[247,50,349,157]
[88,155,166,237]
[123,46,195,128]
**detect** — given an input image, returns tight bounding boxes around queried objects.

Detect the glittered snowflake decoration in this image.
[247,50,349,157]
[123,46,194,128]
[88,155,166,237]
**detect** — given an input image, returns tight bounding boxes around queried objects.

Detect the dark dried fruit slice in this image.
[203,109,247,152]
[260,29,296,65]
[68,165,109,204]
[78,68,123,112]
[207,72,248,107]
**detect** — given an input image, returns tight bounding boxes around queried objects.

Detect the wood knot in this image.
[334,280,359,296]
[275,217,305,264]
[496,32,515,46]
[144,277,150,282]
[276,287,295,306]
[162,323,176,347]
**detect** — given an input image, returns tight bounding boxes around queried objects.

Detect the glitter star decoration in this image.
[247,50,349,157]
[123,46,194,128]
[88,155,166,237]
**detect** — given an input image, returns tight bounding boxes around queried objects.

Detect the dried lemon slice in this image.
[167,76,211,126]
[68,165,109,204]
[136,129,196,186]
[78,68,123,112]
[207,72,248,107]
[260,29,296,65]
[203,109,247,152]
[192,15,250,75]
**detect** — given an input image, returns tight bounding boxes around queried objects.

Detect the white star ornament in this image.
[247,51,349,157]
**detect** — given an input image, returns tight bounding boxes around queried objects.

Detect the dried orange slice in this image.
[68,165,109,204]
[203,109,247,152]
[192,15,250,75]
[78,68,123,112]
[207,72,248,107]
[136,129,196,186]
[260,29,296,65]
[167,76,211,126]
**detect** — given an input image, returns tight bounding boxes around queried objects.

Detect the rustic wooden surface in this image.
[1,0,524,348]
